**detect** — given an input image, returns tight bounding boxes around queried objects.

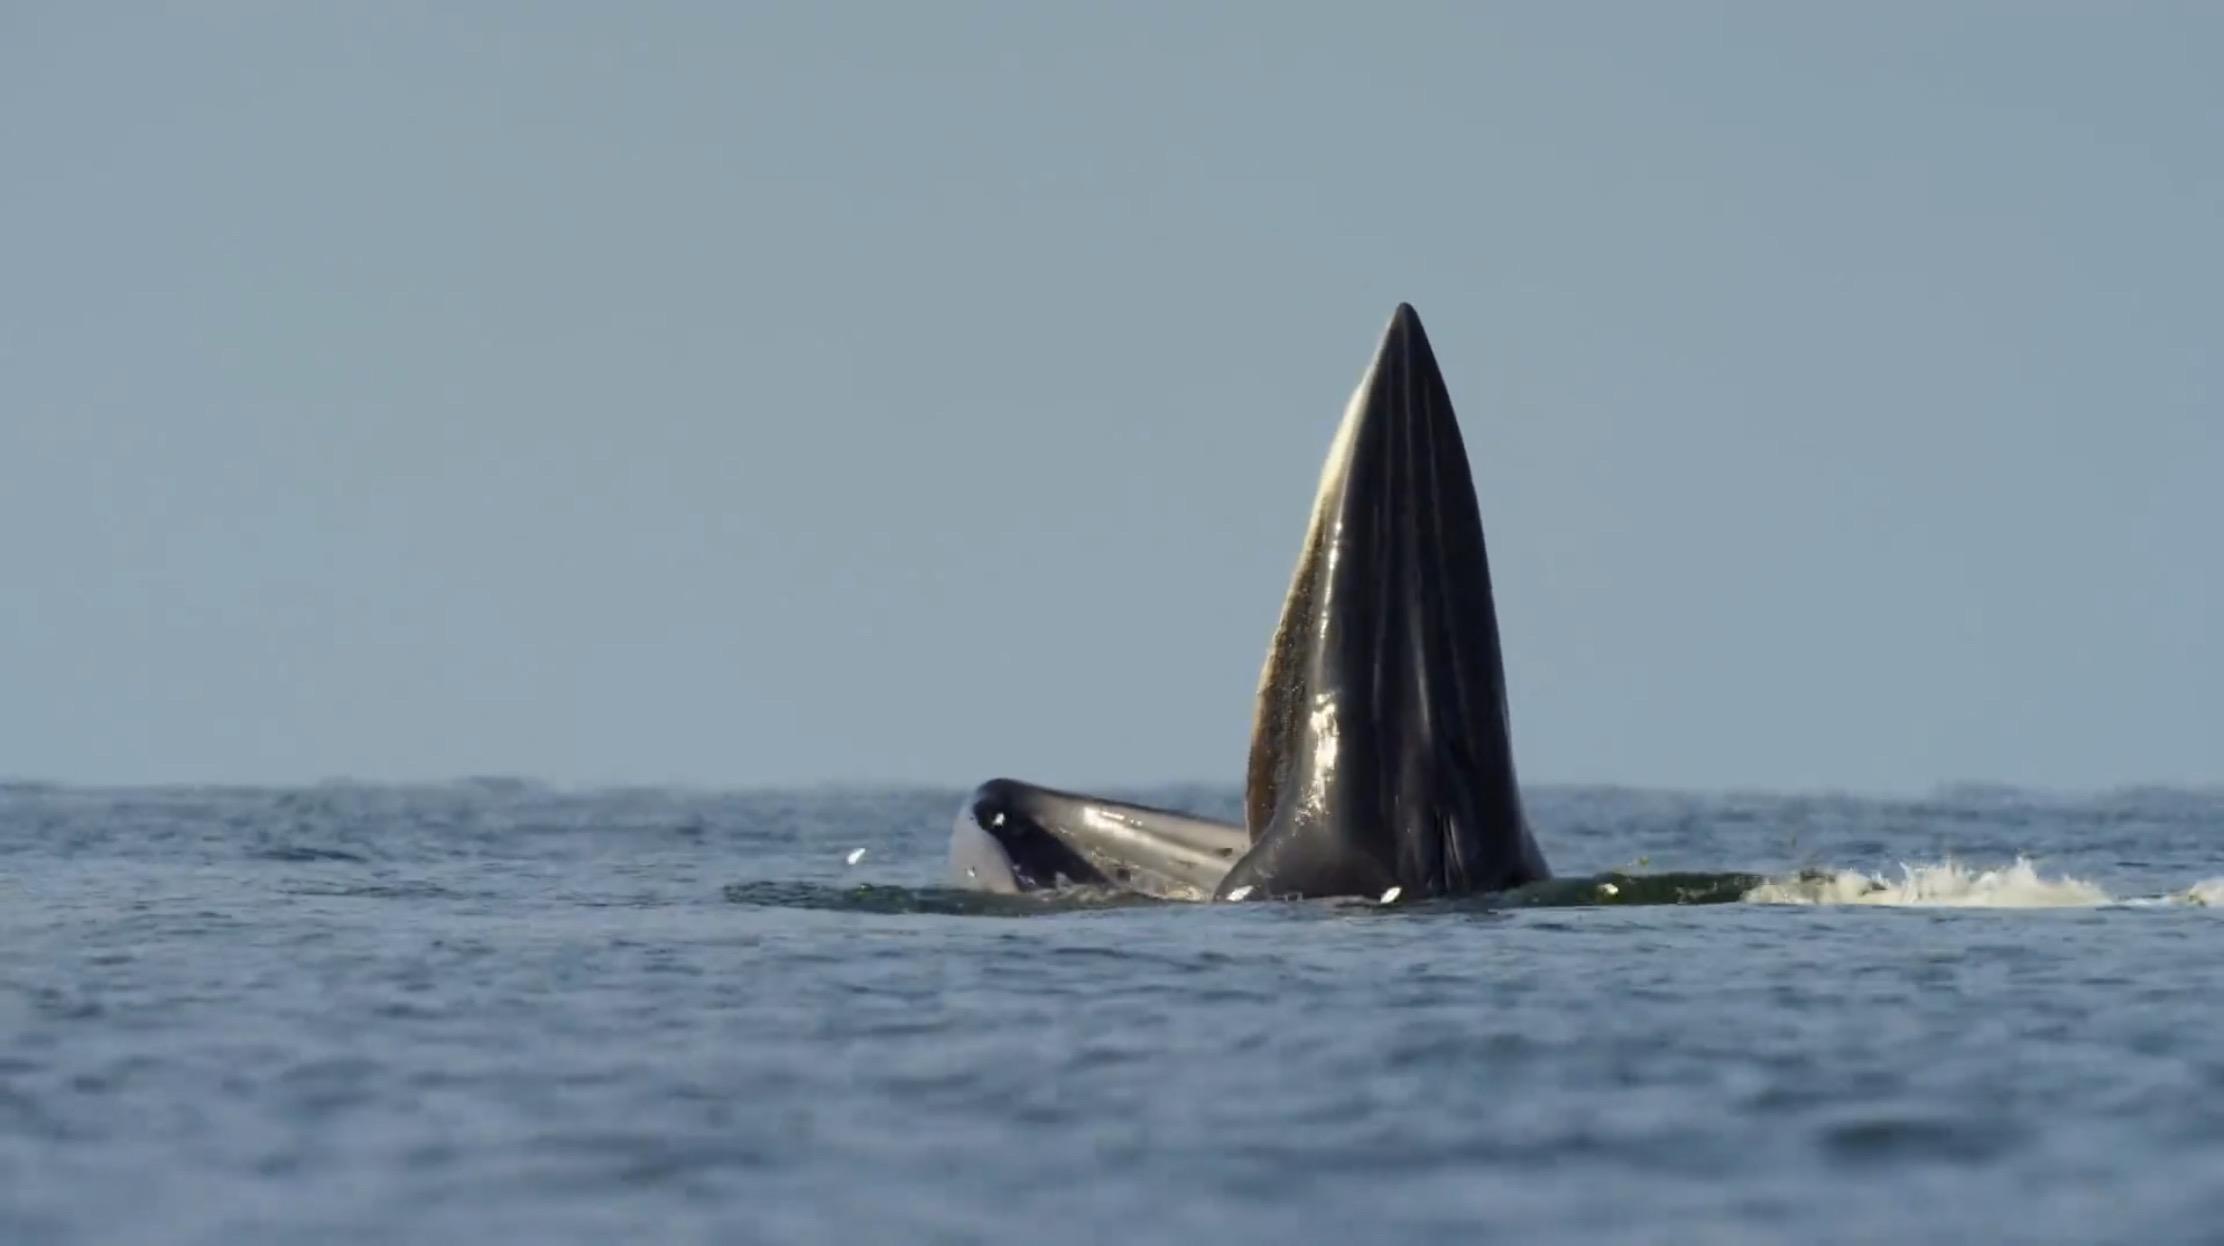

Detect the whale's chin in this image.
[947,810,1021,893]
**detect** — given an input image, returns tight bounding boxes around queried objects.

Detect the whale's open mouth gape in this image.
[947,779,1112,893]
[948,778,1247,900]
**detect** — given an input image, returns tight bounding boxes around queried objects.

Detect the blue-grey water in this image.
[3,780,2221,1244]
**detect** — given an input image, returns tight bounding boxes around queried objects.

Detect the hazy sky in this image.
[4,4,2219,792]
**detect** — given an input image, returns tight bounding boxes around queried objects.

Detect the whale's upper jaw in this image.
[1222,302,1550,900]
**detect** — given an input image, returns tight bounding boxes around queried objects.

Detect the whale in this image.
[949,303,1550,902]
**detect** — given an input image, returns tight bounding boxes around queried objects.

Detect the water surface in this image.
[3,781,2220,1243]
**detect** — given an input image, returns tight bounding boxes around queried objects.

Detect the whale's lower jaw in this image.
[947,779,1245,901]
[946,784,1109,894]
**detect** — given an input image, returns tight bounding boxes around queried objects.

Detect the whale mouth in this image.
[946,302,1543,903]
[946,781,1112,893]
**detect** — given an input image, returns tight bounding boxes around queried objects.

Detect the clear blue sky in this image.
[3,4,2218,792]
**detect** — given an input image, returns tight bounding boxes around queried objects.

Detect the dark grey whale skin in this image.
[951,303,1550,903]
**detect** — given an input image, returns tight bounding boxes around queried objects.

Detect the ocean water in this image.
[3,780,2221,1245]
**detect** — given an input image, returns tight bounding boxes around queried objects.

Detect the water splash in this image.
[1743,857,2224,908]
[2181,878,2224,907]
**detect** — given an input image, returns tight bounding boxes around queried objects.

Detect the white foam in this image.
[1743,857,2111,908]
[2174,878,2224,907]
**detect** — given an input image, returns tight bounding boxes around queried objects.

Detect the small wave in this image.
[254,846,370,863]
[719,873,1768,916]
[719,880,1153,917]
[282,882,465,900]
[1502,871,1765,908]
[1740,857,2192,908]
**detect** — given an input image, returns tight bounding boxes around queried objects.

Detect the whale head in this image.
[945,302,1551,903]
[1216,303,1549,900]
